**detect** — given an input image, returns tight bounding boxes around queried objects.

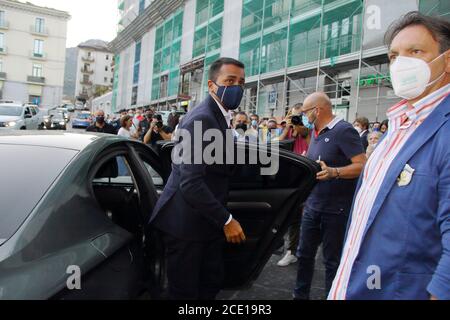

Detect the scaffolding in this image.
[145,0,450,119]
[239,0,450,121]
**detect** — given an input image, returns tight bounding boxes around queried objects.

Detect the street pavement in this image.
[219,247,326,300]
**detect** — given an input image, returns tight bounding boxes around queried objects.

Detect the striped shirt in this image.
[328,83,450,300]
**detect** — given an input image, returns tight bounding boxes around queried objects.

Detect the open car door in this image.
[154,141,319,290]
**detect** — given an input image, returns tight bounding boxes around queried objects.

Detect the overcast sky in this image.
[29,0,118,48]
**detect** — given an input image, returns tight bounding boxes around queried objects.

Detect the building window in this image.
[0,11,5,28]
[106,54,109,60]
[0,60,3,72]
[133,41,142,85]
[104,77,108,83]
[83,74,89,83]
[35,18,45,33]
[131,86,138,105]
[33,39,44,57]
[139,0,146,14]
[32,63,43,77]
[105,66,108,71]
[0,33,4,52]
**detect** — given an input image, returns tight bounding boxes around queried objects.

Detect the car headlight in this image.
[7,121,16,127]
[59,121,65,125]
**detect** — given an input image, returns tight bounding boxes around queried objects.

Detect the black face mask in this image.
[96,116,105,124]
[235,123,248,132]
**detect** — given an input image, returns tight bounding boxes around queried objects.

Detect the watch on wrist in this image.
[335,168,341,179]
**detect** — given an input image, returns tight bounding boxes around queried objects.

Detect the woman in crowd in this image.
[117,115,140,140]
[366,131,383,158]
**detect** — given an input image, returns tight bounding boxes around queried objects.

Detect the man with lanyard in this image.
[293,92,366,300]
[329,12,450,300]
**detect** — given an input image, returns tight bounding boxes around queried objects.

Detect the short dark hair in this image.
[209,57,245,82]
[152,114,162,121]
[355,117,369,130]
[235,111,248,120]
[385,11,450,53]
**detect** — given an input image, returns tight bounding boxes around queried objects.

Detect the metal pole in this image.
[315,0,325,91]
[375,64,381,122]
[281,0,293,111]
[354,2,366,119]
[255,0,266,116]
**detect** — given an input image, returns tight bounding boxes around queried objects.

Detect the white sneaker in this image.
[277,250,298,267]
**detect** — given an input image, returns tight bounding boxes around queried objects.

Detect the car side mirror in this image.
[25,114,32,119]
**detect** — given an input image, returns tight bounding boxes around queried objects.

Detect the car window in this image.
[77,113,91,120]
[142,161,163,187]
[92,155,137,186]
[229,150,310,190]
[30,107,37,116]
[0,106,22,116]
[0,145,78,244]
[24,107,31,115]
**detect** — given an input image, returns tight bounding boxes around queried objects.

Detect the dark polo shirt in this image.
[306,118,364,215]
[86,123,117,134]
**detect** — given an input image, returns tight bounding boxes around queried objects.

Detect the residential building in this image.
[0,0,70,107]
[74,39,114,106]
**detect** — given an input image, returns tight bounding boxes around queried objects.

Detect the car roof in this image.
[0,131,127,151]
[0,103,24,108]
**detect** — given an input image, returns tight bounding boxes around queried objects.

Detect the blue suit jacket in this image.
[149,95,232,241]
[345,94,450,300]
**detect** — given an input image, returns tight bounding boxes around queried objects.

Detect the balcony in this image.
[30,51,47,61]
[80,79,93,86]
[81,67,94,74]
[78,93,89,100]
[0,20,9,30]
[0,47,7,55]
[27,76,46,84]
[0,72,6,80]
[30,26,49,37]
[82,56,95,63]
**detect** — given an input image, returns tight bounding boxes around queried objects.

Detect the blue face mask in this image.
[302,115,314,130]
[251,120,258,127]
[213,82,244,110]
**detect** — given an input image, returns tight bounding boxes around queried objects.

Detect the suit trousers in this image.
[162,232,225,300]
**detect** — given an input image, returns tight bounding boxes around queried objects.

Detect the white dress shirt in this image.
[211,95,233,226]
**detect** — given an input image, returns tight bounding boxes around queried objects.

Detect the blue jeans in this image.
[294,207,349,300]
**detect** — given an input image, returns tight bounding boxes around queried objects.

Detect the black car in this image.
[41,112,67,130]
[0,131,319,299]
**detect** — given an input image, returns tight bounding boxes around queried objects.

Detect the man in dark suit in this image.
[353,117,370,151]
[149,58,247,300]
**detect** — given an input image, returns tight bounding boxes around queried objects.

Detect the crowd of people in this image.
[85,107,180,149]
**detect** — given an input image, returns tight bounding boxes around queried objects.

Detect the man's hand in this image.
[224,219,246,244]
[316,161,337,181]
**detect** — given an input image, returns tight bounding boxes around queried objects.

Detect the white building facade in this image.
[0,0,70,107]
[91,91,113,116]
[74,40,114,106]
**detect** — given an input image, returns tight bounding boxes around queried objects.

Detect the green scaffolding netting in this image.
[240,0,363,77]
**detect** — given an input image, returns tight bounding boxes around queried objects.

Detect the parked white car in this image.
[0,103,40,130]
